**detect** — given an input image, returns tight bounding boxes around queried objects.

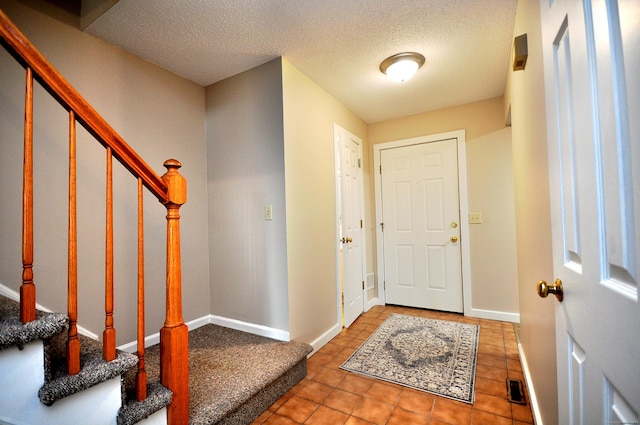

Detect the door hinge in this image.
[379,165,382,174]
[360,219,363,228]
[358,158,362,168]
[362,281,365,290]
[380,222,384,231]
[383,280,386,289]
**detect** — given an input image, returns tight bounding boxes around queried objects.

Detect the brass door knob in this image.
[450,236,458,243]
[537,279,563,302]
[346,237,353,243]
[341,237,353,243]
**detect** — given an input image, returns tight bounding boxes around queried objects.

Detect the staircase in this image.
[0,8,311,425]
[0,293,312,425]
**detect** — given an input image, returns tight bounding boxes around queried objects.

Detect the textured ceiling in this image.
[85,0,517,124]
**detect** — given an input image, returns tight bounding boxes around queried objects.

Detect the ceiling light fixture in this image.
[379,52,425,82]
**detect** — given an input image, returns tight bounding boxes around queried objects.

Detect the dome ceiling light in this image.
[379,52,425,83]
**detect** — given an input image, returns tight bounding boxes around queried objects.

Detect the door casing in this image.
[334,124,367,328]
[373,130,472,315]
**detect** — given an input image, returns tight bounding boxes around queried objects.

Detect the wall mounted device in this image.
[513,33,528,71]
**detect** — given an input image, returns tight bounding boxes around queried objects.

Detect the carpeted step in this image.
[0,295,67,350]
[38,330,138,406]
[1,293,171,423]
[117,380,173,425]
[142,324,313,425]
[2,294,312,424]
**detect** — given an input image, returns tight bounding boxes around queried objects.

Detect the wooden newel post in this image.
[159,159,189,425]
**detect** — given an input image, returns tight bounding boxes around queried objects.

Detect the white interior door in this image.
[335,125,365,328]
[541,0,640,423]
[380,138,463,312]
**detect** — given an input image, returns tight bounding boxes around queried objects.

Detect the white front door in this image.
[335,125,365,328]
[541,0,640,423]
[379,137,463,312]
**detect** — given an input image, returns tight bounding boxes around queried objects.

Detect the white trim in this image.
[0,282,98,340]
[373,130,471,313]
[117,315,211,353]
[456,133,473,316]
[0,281,292,352]
[307,323,342,356]
[0,283,17,299]
[208,314,290,342]
[518,342,543,425]
[366,297,384,311]
[468,308,520,323]
[333,123,367,328]
[117,334,159,353]
[118,314,290,352]
[333,125,343,330]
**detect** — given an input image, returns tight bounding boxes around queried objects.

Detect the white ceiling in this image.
[85,0,518,124]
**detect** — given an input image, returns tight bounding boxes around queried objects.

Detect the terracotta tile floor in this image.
[252,305,534,425]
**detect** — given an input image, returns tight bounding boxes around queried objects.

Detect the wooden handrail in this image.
[0,9,167,203]
[2,9,189,424]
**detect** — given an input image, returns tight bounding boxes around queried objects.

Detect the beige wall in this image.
[0,1,211,344]
[282,59,368,344]
[509,0,557,423]
[466,127,519,315]
[368,97,520,318]
[369,97,507,144]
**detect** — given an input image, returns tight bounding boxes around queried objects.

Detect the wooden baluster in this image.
[136,178,147,401]
[104,148,116,361]
[159,160,188,425]
[67,111,80,375]
[21,67,36,323]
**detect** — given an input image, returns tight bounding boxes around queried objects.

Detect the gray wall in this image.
[205,59,290,333]
[0,1,211,344]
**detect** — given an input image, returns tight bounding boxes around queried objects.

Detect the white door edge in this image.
[373,129,472,315]
[333,123,367,328]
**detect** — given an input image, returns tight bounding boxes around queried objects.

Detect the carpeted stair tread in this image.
[117,381,172,425]
[37,318,138,405]
[2,293,312,424]
[39,344,138,406]
[0,295,67,350]
[143,324,313,425]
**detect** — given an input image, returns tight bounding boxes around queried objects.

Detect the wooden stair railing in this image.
[1,9,189,424]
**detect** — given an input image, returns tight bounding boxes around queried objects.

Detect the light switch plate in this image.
[265,205,273,221]
[469,212,482,224]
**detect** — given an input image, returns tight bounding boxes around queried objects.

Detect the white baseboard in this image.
[208,314,290,342]
[1,281,291,354]
[366,297,384,311]
[117,317,203,353]
[518,342,543,425]
[0,282,98,340]
[117,314,284,352]
[308,323,342,356]
[467,307,520,323]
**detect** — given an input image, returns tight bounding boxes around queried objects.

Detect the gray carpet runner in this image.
[1,295,312,424]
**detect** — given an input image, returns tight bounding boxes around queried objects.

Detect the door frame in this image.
[333,124,367,327]
[373,130,472,314]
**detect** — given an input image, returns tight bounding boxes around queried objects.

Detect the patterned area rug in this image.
[340,313,479,403]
